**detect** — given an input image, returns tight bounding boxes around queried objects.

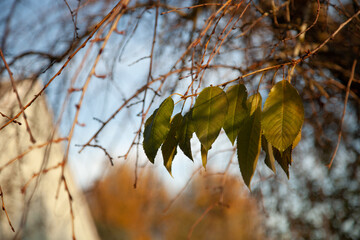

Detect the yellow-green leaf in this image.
[224,84,248,145]
[143,97,174,163]
[292,128,301,149]
[162,113,182,175]
[237,102,262,190]
[192,86,228,151]
[178,110,195,161]
[273,145,293,178]
[201,144,208,169]
[261,136,276,173]
[247,93,262,116]
[261,80,304,152]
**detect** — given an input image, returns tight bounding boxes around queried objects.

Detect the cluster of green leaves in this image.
[143,80,304,189]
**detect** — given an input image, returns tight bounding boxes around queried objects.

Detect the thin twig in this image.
[78,144,114,166]
[163,167,201,213]
[0,48,36,143]
[60,1,128,185]
[0,0,126,131]
[0,185,15,232]
[161,3,223,15]
[0,111,21,125]
[21,163,63,194]
[0,137,67,172]
[62,176,76,240]
[309,10,360,56]
[326,59,357,168]
[187,203,217,239]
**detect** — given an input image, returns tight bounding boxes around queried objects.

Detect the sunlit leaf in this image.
[162,113,182,175]
[262,80,304,152]
[143,97,174,163]
[192,86,228,151]
[247,93,262,116]
[273,145,293,179]
[178,110,195,161]
[261,136,276,173]
[292,128,301,149]
[224,84,248,145]
[201,144,208,169]
[237,99,262,190]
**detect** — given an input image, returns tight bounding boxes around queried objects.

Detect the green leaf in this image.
[273,145,293,179]
[162,113,182,175]
[247,93,262,116]
[201,144,208,169]
[178,110,195,161]
[261,80,304,152]
[143,97,174,163]
[223,84,248,145]
[192,86,228,151]
[261,136,276,173]
[237,104,262,190]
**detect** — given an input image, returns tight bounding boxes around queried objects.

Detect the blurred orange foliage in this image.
[88,163,265,240]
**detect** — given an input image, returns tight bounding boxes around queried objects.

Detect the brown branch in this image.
[78,144,114,166]
[79,81,161,154]
[161,3,223,15]
[62,0,79,39]
[0,0,19,50]
[0,0,126,131]
[163,167,201,213]
[326,59,357,168]
[0,185,15,232]
[0,48,36,143]
[281,0,321,43]
[21,162,63,194]
[59,0,129,196]
[63,2,126,158]
[62,176,76,240]
[187,202,217,239]
[0,137,67,172]
[307,10,360,57]
[0,111,21,125]
[141,0,160,125]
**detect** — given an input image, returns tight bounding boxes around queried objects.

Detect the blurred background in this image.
[0,0,359,239]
